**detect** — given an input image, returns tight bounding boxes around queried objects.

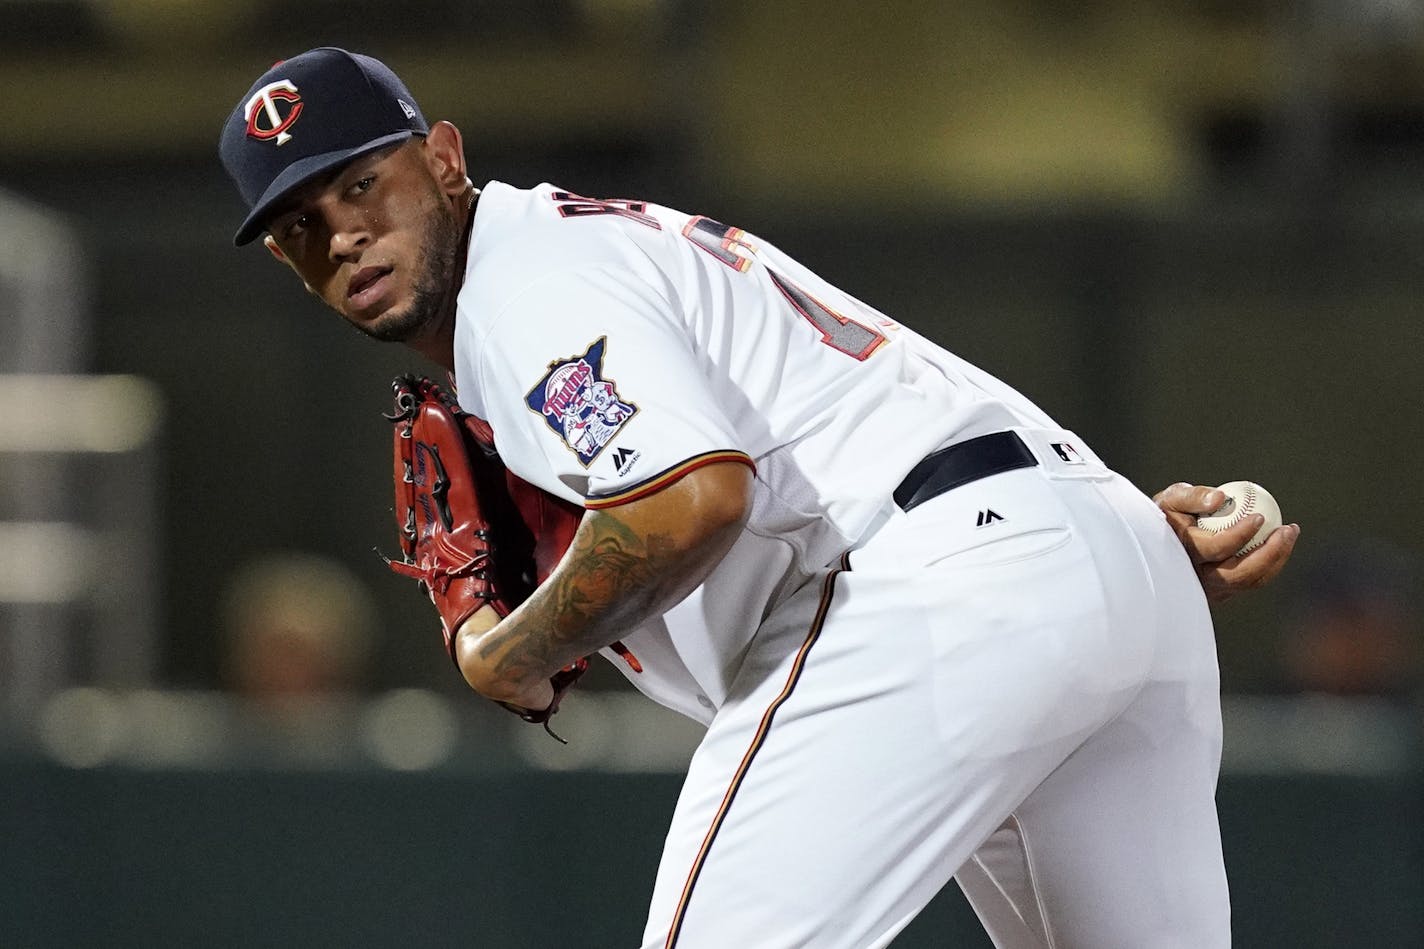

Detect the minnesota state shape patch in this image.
[525,336,637,466]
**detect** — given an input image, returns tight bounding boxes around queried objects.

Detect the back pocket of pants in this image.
[926,527,1073,569]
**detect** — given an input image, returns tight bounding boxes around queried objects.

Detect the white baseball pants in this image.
[640,432,1229,948]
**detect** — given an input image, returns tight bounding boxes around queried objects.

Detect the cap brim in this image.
[232,130,419,246]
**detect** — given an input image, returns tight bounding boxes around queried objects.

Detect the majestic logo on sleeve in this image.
[525,337,637,466]
[244,80,303,146]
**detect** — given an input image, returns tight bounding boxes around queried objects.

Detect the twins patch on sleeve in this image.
[525,336,637,466]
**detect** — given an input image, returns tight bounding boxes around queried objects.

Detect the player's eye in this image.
[281,213,313,239]
[352,176,375,195]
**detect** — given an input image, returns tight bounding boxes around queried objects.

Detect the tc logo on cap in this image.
[244,80,303,146]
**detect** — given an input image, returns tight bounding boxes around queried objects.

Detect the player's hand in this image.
[1153,482,1301,605]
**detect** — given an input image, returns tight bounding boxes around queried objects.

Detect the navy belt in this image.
[893,431,1038,512]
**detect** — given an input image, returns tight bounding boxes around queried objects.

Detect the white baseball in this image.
[1195,481,1282,556]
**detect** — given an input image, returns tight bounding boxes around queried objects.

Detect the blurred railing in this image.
[6,685,704,774]
[4,685,1418,779]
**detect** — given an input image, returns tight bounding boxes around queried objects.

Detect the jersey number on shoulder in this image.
[551,192,662,230]
[682,216,885,361]
[550,194,885,361]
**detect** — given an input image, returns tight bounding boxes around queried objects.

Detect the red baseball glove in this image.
[384,374,586,729]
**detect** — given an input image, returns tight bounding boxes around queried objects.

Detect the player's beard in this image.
[361,200,462,344]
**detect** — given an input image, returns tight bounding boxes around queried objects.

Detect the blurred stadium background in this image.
[2,1,1421,945]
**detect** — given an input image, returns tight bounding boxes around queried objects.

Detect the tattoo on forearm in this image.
[478,510,680,680]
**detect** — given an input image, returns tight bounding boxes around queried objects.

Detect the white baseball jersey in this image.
[454,182,1056,717]
[453,182,1230,948]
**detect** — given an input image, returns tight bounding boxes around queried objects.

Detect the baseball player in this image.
[220,49,1298,948]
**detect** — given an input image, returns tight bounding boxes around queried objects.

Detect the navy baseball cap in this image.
[220,47,429,246]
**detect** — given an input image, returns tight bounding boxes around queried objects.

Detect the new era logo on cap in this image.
[219,47,430,246]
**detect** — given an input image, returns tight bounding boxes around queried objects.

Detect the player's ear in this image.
[262,236,315,294]
[263,235,289,264]
[422,121,468,198]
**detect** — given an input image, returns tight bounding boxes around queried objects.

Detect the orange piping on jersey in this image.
[584,450,755,510]
[663,551,852,948]
[610,640,643,673]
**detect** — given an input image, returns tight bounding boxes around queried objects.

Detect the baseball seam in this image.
[1198,485,1271,554]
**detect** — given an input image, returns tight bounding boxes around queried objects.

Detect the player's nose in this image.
[327,211,373,263]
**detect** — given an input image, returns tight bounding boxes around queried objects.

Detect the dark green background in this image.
[4,756,1420,948]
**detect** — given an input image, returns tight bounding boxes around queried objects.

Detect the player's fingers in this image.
[1154,482,1226,518]
[1229,523,1300,586]
[1172,513,1262,565]
[1187,513,1266,565]
[1154,484,1235,566]
[1198,523,1300,604]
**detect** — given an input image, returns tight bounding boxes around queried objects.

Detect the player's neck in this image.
[404,190,478,371]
